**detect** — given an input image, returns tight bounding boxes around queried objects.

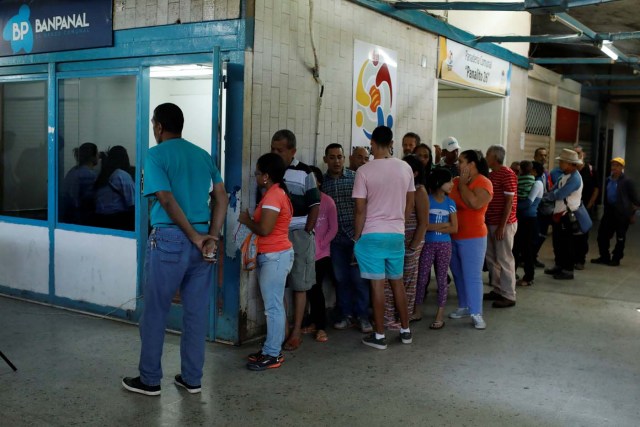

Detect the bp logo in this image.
[2,5,33,54]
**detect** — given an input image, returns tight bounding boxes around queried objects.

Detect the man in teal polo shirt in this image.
[122,103,227,396]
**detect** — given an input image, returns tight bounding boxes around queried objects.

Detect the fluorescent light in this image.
[150,64,213,78]
[550,14,584,36]
[600,42,619,61]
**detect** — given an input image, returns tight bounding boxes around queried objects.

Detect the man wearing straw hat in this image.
[591,157,640,267]
[542,149,583,280]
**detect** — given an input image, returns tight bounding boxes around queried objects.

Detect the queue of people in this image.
[244,130,640,361]
[122,106,638,396]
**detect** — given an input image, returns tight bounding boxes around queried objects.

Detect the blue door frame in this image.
[0,21,247,344]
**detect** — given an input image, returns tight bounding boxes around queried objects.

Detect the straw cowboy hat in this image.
[556,148,583,165]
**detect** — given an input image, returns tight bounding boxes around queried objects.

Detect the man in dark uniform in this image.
[591,157,640,266]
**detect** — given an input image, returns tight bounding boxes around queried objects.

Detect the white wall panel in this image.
[54,230,137,309]
[0,223,49,294]
[436,96,506,158]
[606,104,628,159]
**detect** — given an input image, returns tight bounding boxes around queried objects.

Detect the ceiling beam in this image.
[550,13,640,72]
[603,94,640,99]
[477,32,640,44]
[391,2,526,11]
[564,74,640,80]
[526,0,624,14]
[389,0,623,13]
[583,85,640,90]
[478,34,583,43]
[531,57,629,64]
[599,31,640,42]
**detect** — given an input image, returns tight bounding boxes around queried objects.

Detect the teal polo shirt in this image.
[144,138,223,232]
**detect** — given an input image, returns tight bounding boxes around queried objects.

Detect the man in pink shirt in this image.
[484,145,518,308]
[352,126,415,350]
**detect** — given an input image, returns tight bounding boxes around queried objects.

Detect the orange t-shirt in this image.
[254,184,293,253]
[449,175,493,240]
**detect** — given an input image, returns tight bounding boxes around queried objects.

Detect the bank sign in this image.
[0,0,112,56]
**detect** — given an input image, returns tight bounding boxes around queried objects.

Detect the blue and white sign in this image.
[0,0,112,56]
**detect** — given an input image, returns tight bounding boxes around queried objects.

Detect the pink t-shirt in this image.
[352,157,415,235]
[314,193,338,260]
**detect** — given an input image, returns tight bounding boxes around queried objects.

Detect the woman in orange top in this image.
[447,150,493,330]
[239,153,293,371]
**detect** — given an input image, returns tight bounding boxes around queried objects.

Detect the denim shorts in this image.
[354,233,405,280]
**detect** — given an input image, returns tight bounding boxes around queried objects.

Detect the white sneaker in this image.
[471,314,486,330]
[358,318,373,334]
[448,307,470,319]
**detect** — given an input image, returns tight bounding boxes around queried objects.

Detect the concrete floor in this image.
[1,226,640,427]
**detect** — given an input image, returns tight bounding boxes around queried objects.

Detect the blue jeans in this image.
[450,237,486,315]
[257,249,294,357]
[139,228,213,386]
[331,234,370,319]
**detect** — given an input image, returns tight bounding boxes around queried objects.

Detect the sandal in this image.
[301,324,317,334]
[516,279,533,287]
[429,320,445,330]
[283,336,302,351]
[314,330,328,342]
[410,314,422,322]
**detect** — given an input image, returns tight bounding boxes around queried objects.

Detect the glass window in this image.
[58,75,137,231]
[0,80,48,220]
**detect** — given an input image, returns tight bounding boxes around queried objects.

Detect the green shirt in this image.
[144,138,223,232]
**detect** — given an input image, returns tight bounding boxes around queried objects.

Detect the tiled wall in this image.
[113,0,241,29]
[242,0,440,338]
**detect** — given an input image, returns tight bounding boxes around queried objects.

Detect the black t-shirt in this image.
[579,163,599,203]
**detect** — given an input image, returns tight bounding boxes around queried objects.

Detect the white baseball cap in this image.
[441,136,460,152]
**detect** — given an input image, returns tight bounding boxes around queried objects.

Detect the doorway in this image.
[147,63,223,332]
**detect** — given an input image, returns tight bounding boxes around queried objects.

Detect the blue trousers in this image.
[450,236,486,315]
[139,228,213,386]
[257,249,294,357]
[330,234,370,319]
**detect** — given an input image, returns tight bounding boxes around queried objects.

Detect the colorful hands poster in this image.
[351,40,398,150]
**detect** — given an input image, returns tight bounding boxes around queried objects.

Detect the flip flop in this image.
[314,330,328,342]
[429,320,445,330]
[283,336,302,351]
[410,314,422,322]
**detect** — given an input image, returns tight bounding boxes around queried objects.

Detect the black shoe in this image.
[553,271,574,280]
[544,266,562,275]
[492,298,516,308]
[608,259,620,266]
[247,351,284,363]
[591,257,610,265]
[174,374,201,394]
[362,333,388,350]
[122,376,161,396]
[246,354,283,371]
[399,331,412,344]
[483,291,503,301]
[534,260,545,268]
[574,263,585,271]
